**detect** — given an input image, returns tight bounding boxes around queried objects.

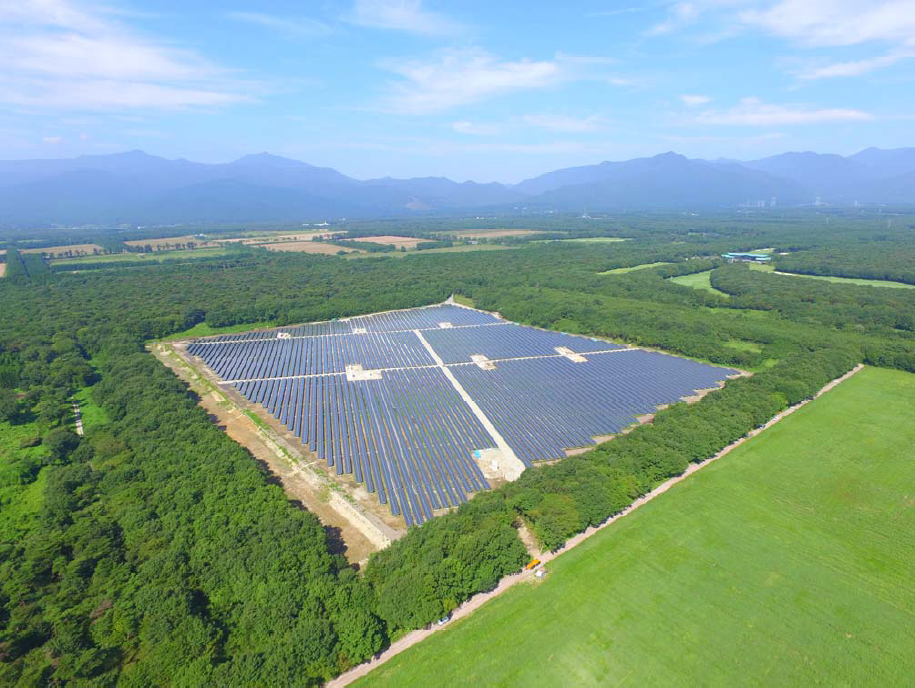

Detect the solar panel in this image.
[187,304,736,525]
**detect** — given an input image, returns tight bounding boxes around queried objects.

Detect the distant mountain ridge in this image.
[0,147,913,226]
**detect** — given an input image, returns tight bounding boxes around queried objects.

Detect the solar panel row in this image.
[186,330,435,380]
[234,367,494,526]
[187,305,737,526]
[193,303,500,344]
[452,350,737,465]
[422,322,625,364]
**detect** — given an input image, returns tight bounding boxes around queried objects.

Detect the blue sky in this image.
[0,0,913,181]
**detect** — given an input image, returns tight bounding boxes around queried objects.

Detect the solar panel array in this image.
[187,304,737,526]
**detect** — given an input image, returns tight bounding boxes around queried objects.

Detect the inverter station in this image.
[187,303,736,526]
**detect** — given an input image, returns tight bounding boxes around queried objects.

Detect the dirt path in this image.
[328,363,865,686]
[72,402,84,436]
[152,342,404,565]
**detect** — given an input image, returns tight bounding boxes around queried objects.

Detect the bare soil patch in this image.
[0,263,5,277]
[152,341,405,565]
[359,235,426,249]
[263,241,359,254]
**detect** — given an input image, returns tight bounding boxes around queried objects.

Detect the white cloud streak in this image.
[740,0,915,48]
[695,97,873,125]
[226,11,332,37]
[523,113,608,132]
[348,0,463,35]
[379,48,612,114]
[680,94,712,106]
[0,0,251,112]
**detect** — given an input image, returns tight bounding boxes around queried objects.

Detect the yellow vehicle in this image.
[524,558,541,571]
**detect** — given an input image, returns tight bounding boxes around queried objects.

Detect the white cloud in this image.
[680,94,712,106]
[226,11,332,37]
[523,113,608,132]
[696,97,873,125]
[379,48,605,114]
[42,135,63,144]
[348,0,462,36]
[795,51,912,80]
[0,0,250,112]
[648,1,705,35]
[451,121,503,136]
[740,0,915,48]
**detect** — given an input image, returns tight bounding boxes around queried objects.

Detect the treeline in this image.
[710,263,915,336]
[774,241,915,285]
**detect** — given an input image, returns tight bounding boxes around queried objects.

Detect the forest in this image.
[1,211,915,684]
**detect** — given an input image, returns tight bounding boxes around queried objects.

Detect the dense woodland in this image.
[1,211,915,684]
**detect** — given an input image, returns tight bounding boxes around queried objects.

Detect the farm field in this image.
[452,229,546,239]
[345,244,515,259]
[549,237,628,243]
[0,263,5,277]
[22,242,105,257]
[670,269,729,295]
[361,366,915,686]
[53,246,230,265]
[749,263,915,289]
[124,235,218,250]
[600,261,671,274]
[262,241,358,254]
[358,235,427,249]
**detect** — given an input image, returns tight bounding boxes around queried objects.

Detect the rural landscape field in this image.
[2,1,915,686]
[359,366,915,685]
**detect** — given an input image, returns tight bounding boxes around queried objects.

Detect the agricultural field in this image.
[262,241,358,255]
[53,246,230,265]
[124,234,218,250]
[22,242,105,258]
[183,304,736,526]
[452,229,546,239]
[345,243,514,259]
[670,269,730,296]
[0,263,5,278]
[362,366,915,686]
[358,235,427,249]
[750,263,915,289]
[550,237,628,243]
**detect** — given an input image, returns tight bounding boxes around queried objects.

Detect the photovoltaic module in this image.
[186,303,737,526]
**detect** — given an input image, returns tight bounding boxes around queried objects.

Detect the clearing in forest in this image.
[360,366,915,686]
[452,229,545,239]
[358,235,427,249]
[669,269,729,296]
[262,241,359,254]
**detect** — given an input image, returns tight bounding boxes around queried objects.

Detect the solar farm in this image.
[186,303,737,526]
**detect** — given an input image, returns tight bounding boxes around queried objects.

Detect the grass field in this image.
[345,244,515,259]
[546,237,629,243]
[361,367,915,686]
[669,269,730,296]
[599,261,671,275]
[749,263,915,289]
[53,246,230,265]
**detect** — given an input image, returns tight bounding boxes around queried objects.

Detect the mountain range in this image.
[1,147,914,226]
